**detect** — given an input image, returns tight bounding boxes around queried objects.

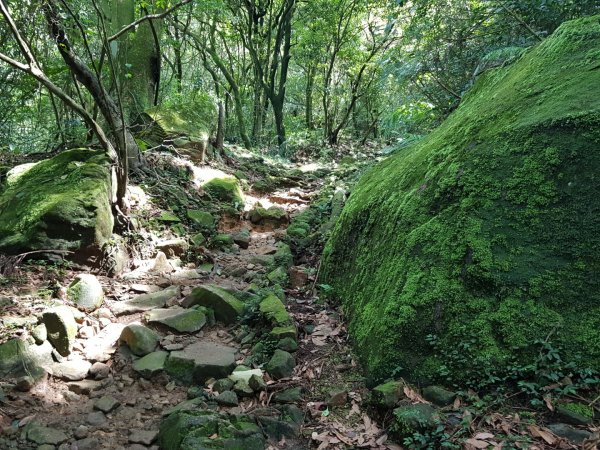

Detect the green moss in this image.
[321,16,600,384]
[0,149,113,254]
[203,177,244,208]
[259,294,292,326]
[560,402,594,419]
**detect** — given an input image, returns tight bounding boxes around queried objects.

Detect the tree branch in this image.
[107,0,192,42]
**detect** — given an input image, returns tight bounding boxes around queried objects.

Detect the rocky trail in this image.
[2,147,598,450]
[0,150,396,450]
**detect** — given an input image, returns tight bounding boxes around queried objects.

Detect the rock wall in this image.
[322,16,600,383]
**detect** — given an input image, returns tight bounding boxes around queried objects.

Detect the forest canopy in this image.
[1,0,598,160]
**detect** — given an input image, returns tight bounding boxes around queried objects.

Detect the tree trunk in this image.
[305,66,315,129]
[215,101,225,152]
[44,1,141,196]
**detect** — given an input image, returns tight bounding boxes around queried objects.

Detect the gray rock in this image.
[37,444,55,450]
[215,390,239,406]
[86,411,107,426]
[83,322,124,362]
[182,285,244,324]
[165,341,236,384]
[547,423,592,444]
[422,385,456,407]
[129,429,159,445]
[67,380,103,395]
[132,351,168,378]
[94,395,120,413]
[31,324,47,344]
[156,239,189,257]
[89,362,110,380]
[232,231,250,249]
[16,375,36,391]
[144,307,206,333]
[51,360,91,381]
[120,324,159,356]
[73,425,89,439]
[265,350,295,379]
[26,424,68,445]
[0,339,53,380]
[74,437,100,450]
[67,274,104,312]
[112,286,180,316]
[42,306,77,356]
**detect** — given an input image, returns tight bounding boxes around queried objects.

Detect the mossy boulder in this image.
[158,410,265,450]
[203,177,244,208]
[67,274,104,312]
[259,294,292,326]
[322,16,600,383]
[0,149,113,257]
[182,285,245,324]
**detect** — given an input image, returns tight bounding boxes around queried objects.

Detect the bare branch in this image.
[107,0,192,42]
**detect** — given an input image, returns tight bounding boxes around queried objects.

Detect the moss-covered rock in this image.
[182,285,245,324]
[203,177,244,208]
[0,149,113,256]
[322,16,600,383]
[259,294,292,326]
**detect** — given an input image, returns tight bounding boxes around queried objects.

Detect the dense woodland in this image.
[1,1,600,450]
[1,1,597,158]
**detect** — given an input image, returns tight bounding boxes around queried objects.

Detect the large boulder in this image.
[322,16,600,383]
[0,149,114,258]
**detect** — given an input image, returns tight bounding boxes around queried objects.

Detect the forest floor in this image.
[0,145,598,450]
[0,144,400,450]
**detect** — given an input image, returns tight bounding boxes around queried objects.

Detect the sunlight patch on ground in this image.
[189,166,229,188]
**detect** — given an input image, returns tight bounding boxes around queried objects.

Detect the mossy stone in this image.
[182,285,244,324]
[371,380,405,409]
[270,325,297,341]
[187,210,215,230]
[119,324,159,356]
[42,306,78,357]
[422,385,456,407]
[0,149,113,256]
[267,266,289,285]
[393,404,438,437]
[67,274,104,312]
[277,337,298,352]
[265,350,295,380]
[259,294,292,326]
[203,177,244,208]
[132,351,168,378]
[322,16,600,383]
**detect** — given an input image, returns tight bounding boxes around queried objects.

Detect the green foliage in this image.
[402,426,460,450]
[321,16,600,384]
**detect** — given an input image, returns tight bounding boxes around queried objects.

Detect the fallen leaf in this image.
[465,438,491,449]
[528,425,556,445]
[474,432,495,440]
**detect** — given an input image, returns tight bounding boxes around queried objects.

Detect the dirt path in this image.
[0,157,394,450]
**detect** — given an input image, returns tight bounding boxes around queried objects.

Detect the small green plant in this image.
[402,426,460,450]
[426,332,600,407]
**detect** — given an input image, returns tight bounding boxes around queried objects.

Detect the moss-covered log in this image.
[322,16,600,384]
